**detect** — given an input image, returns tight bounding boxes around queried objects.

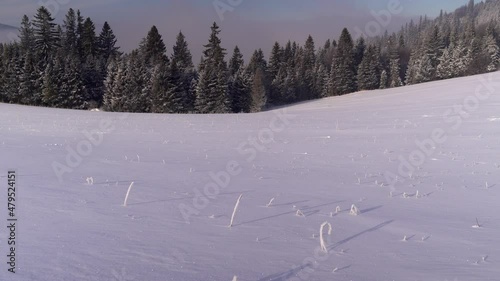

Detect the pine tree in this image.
[353,37,366,75]
[420,25,441,80]
[247,49,267,75]
[60,55,87,109]
[228,46,247,112]
[415,54,435,83]
[388,39,403,87]
[42,61,59,106]
[171,31,195,112]
[389,57,402,87]
[97,22,120,63]
[103,59,119,111]
[2,45,22,103]
[405,49,421,85]
[19,52,40,105]
[195,22,230,113]
[19,15,35,55]
[330,28,356,95]
[76,10,85,58]
[436,47,454,79]
[172,31,194,71]
[228,46,244,77]
[466,37,486,75]
[62,8,78,53]
[32,6,60,62]
[268,42,283,103]
[81,18,97,59]
[229,67,252,113]
[485,32,500,72]
[301,35,318,100]
[141,25,168,66]
[126,51,150,112]
[82,55,104,107]
[151,60,184,113]
[357,45,380,90]
[451,39,470,77]
[268,42,282,82]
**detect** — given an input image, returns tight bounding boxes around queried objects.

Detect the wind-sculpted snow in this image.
[0,73,500,281]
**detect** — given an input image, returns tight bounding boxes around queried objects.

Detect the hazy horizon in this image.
[0,0,469,59]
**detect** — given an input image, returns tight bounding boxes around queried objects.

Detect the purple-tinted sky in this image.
[0,0,468,59]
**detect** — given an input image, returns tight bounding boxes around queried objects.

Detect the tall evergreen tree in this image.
[228,46,244,77]
[97,22,120,63]
[41,61,59,106]
[485,33,500,72]
[19,52,40,105]
[141,25,168,66]
[81,18,97,59]
[357,45,381,90]
[172,31,194,71]
[32,6,60,62]
[229,67,252,113]
[151,60,184,113]
[171,31,195,112]
[353,37,366,75]
[195,22,230,113]
[330,28,356,96]
[62,8,78,53]
[19,15,35,55]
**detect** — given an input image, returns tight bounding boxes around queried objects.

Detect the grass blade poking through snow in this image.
[320,222,333,253]
[123,182,135,207]
[350,204,360,216]
[229,194,243,228]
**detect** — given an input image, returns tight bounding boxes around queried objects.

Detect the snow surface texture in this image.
[1,73,500,281]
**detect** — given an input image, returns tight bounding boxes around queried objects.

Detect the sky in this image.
[0,0,469,59]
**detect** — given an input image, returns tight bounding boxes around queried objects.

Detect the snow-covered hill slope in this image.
[1,73,500,281]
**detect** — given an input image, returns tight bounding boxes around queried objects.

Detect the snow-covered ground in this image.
[1,73,500,281]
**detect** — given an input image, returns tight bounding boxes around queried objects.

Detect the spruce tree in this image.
[195,22,230,113]
[60,55,87,109]
[228,46,244,77]
[330,28,356,95]
[97,22,120,63]
[103,59,120,111]
[142,25,168,66]
[268,42,283,103]
[436,47,454,79]
[229,67,252,113]
[150,60,184,113]
[357,45,380,90]
[32,6,60,62]
[19,15,35,55]
[62,8,78,53]
[19,52,40,105]
[353,37,366,75]
[81,18,97,59]
[301,35,318,100]
[485,32,500,72]
[42,61,59,106]
[171,31,195,112]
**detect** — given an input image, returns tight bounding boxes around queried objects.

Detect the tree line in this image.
[1,0,499,113]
